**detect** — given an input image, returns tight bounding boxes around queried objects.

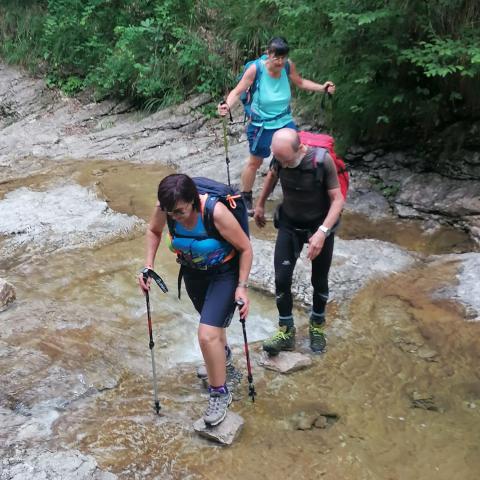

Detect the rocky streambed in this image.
[1,64,479,480]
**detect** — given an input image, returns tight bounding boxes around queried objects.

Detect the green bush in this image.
[1,0,478,147]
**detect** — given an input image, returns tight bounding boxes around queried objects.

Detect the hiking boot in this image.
[225,363,243,391]
[203,390,232,426]
[196,347,233,380]
[262,326,296,356]
[309,322,327,353]
[241,191,254,217]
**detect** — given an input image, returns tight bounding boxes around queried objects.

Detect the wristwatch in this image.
[318,225,331,237]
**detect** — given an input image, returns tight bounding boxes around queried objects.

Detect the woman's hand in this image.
[235,287,250,319]
[217,102,230,117]
[137,267,152,294]
[323,81,336,94]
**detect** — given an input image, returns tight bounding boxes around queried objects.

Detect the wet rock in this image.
[193,411,244,445]
[395,172,480,244]
[314,415,329,429]
[346,189,391,219]
[292,411,318,430]
[251,237,417,306]
[0,184,143,262]
[290,411,339,430]
[0,278,16,311]
[409,391,439,411]
[416,346,439,362]
[455,253,480,322]
[1,446,117,480]
[258,351,312,374]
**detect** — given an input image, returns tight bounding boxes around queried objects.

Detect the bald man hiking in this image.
[254,128,344,355]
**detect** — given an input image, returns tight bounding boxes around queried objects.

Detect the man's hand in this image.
[307,231,326,260]
[254,205,266,228]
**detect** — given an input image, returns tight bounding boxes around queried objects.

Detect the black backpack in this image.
[167,177,249,297]
[167,177,249,240]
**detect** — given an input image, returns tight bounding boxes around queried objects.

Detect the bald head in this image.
[271,128,303,167]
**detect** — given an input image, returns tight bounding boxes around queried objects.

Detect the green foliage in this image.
[0,0,46,71]
[1,0,479,147]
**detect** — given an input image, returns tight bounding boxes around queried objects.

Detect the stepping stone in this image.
[258,351,312,374]
[193,411,244,445]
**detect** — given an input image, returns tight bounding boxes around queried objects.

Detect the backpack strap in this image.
[202,194,219,238]
[311,147,328,182]
[177,264,184,300]
[166,215,175,237]
[285,59,291,76]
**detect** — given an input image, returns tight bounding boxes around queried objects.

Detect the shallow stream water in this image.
[1,160,479,480]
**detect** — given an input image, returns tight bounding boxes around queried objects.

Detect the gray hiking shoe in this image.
[262,326,296,356]
[196,347,233,380]
[309,322,327,353]
[226,363,243,391]
[203,391,232,426]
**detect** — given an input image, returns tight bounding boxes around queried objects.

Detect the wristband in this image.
[237,281,249,288]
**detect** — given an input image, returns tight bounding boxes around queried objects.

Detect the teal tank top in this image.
[167,213,234,269]
[251,60,293,129]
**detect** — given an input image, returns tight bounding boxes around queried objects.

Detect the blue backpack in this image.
[238,54,291,123]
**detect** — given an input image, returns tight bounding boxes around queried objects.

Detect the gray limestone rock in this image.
[193,411,244,445]
[0,447,117,480]
[258,351,312,374]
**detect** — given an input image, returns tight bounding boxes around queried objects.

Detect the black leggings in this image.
[274,225,335,323]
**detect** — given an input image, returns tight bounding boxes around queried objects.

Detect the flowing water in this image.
[1,160,479,480]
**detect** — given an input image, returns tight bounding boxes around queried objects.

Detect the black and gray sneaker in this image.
[309,322,327,353]
[241,191,254,217]
[262,325,296,356]
[203,390,232,426]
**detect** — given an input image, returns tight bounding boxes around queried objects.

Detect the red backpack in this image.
[298,131,349,200]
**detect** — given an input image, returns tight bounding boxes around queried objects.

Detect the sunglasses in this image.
[165,204,191,217]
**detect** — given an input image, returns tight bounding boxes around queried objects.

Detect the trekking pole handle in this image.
[235,299,246,321]
[141,267,168,293]
[220,101,233,122]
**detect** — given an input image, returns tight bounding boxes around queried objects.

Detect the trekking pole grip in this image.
[235,299,245,321]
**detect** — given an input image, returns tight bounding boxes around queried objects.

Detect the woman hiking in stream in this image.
[138,173,252,426]
[218,36,336,214]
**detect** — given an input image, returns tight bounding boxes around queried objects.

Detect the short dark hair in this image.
[157,174,200,212]
[267,37,289,57]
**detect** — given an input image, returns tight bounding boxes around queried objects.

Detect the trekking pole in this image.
[221,101,233,187]
[321,85,334,134]
[141,267,168,414]
[235,300,256,402]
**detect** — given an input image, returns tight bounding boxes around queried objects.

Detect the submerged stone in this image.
[193,411,244,445]
[0,278,16,311]
[258,351,312,374]
[410,391,439,411]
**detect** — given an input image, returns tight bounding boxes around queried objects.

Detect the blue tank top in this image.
[251,60,293,129]
[167,211,234,269]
